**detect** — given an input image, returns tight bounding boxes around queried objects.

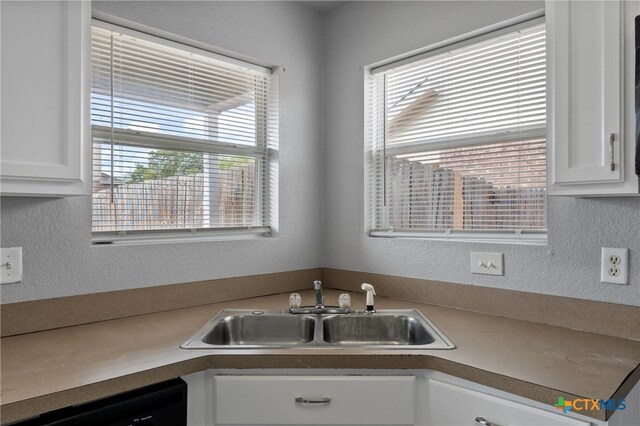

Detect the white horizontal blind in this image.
[367,21,547,239]
[91,24,277,239]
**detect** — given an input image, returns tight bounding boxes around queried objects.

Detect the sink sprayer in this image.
[361,283,376,313]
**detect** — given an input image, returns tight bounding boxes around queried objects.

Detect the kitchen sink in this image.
[319,310,454,349]
[183,310,317,349]
[181,309,455,350]
[322,313,435,345]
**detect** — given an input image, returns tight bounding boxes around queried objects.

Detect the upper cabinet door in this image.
[0,1,90,196]
[547,0,639,196]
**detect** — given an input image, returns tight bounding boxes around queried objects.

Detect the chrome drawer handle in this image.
[475,417,500,426]
[295,397,331,404]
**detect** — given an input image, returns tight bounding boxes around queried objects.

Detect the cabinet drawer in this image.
[428,378,590,426]
[214,375,415,425]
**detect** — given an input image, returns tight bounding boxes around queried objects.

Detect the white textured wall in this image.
[2,1,639,306]
[0,1,325,303]
[323,1,640,306]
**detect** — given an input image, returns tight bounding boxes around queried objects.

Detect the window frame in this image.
[365,11,548,245]
[90,19,278,245]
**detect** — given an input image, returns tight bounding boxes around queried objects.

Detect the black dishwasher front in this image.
[11,378,187,426]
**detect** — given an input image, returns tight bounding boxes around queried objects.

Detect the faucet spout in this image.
[314,280,324,309]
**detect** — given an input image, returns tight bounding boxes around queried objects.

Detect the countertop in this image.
[1,289,639,424]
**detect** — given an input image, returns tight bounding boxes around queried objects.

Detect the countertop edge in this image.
[2,352,630,424]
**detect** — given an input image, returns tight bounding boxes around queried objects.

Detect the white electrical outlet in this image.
[601,247,628,285]
[1,247,23,284]
[470,252,504,276]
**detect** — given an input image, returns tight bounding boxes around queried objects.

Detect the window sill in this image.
[92,227,272,246]
[369,230,547,246]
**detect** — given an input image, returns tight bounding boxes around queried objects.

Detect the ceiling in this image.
[296,1,350,15]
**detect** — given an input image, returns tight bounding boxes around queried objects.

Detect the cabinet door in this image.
[0,1,90,196]
[428,378,591,426]
[214,375,415,425]
[547,0,636,195]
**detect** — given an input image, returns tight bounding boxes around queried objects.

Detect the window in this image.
[366,18,547,243]
[91,22,277,243]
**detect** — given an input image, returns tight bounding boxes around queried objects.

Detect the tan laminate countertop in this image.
[1,290,639,423]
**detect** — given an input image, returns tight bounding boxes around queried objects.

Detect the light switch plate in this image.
[471,252,504,276]
[1,247,23,284]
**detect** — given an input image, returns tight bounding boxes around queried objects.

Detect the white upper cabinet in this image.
[0,1,90,196]
[547,0,639,196]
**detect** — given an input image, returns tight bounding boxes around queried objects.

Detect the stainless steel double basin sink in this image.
[181,309,455,350]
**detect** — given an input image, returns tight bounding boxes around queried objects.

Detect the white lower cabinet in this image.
[214,376,414,425]
[182,369,638,426]
[427,376,590,426]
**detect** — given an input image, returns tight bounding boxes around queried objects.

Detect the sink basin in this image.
[181,309,454,350]
[321,310,454,349]
[182,310,316,349]
[322,314,435,345]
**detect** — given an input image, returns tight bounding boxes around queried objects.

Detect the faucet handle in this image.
[313,280,322,289]
[289,293,302,309]
[338,293,351,309]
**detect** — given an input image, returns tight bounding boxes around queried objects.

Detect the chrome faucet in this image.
[314,280,324,308]
[289,280,350,315]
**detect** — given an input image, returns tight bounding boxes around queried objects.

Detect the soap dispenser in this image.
[361,283,376,313]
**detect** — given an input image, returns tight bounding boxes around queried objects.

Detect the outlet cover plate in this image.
[471,252,504,276]
[1,247,23,284]
[601,247,628,285]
